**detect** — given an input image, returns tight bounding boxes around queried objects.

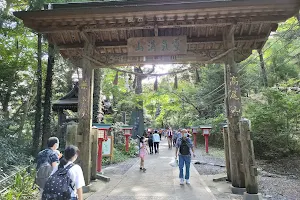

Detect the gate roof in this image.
[14,0,300,66]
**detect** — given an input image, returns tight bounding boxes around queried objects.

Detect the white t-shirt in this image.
[51,161,85,197]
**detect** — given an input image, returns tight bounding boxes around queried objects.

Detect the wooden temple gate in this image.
[15,0,300,195]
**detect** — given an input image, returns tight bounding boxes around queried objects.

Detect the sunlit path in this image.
[86,139,216,200]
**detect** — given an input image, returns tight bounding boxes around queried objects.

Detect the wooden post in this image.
[223,26,245,188]
[78,35,95,185]
[223,126,231,182]
[66,123,78,147]
[239,119,258,194]
[91,128,98,180]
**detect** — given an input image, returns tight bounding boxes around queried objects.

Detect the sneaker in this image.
[140,167,143,170]
[142,168,146,172]
[180,178,184,185]
[186,179,190,184]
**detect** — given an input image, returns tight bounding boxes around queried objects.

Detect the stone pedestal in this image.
[243,192,263,200]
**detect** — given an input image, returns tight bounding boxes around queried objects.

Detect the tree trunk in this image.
[18,83,36,137]
[195,68,201,84]
[42,43,54,148]
[257,49,268,87]
[66,67,75,92]
[92,69,102,123]
[32,33,43,156]
[131,67,144,138]
[2,81,13,119]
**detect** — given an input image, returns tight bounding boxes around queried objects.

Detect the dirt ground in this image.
[194,147,300,200]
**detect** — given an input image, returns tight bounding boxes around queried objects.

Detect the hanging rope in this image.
[82,47,236,77]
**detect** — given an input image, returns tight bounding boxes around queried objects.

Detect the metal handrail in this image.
[0,165,31,184]
[0,165,32,194]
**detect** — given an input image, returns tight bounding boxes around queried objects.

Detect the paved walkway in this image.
[86,139,217,200]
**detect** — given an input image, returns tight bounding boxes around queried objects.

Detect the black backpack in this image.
[42,164,74,200]
[179,138,190,155]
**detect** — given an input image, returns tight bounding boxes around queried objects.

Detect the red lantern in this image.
[122,126,133,152]
[97,127,110,173]
[191,127,199,148]
[200,126,212,153]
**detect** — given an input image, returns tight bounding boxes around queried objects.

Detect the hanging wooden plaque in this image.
[127,36,187,57]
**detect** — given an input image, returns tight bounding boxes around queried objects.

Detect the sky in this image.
[142,64,175,83]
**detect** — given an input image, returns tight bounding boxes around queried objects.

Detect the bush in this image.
[193,114,226,148]
[0,169,37,200]
[103,140,138,166]
[245,89,300,158]
[110,122,125,144]
[0,120,33,173]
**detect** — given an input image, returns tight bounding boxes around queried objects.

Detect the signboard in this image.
[127,36,187,56]
[102,136,114,157]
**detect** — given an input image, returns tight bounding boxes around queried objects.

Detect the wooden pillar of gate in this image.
[223,126,231,182]
[91,128,98,180]
[223,26,245,189]
[77,34,95,185]
[239,119,259,194]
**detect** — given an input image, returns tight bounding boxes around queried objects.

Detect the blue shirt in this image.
[152,133,160,142]
[173,132,180,140]
[176,137,193,155]
[36,148,59,169]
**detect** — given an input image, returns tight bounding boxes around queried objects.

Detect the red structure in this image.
[96,127,109,173]
[191,127,199,148]
[122,126,133,152]
[200,126,212,153]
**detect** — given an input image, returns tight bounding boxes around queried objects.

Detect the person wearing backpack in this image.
[148,132,154,154]
[175,129,195,185]
[42,145,85,200]
[36,137,60,192]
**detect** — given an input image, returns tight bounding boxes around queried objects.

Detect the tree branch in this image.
[169,90,202,115]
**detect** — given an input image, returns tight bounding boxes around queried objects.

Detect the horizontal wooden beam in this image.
[56,35,267,50]
[15,0,299,22]
[64,48,251,66]
[34,15,288,34]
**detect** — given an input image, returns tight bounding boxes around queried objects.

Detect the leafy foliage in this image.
[102,140,137,166]
[245,88,300,158]
[0,169,37,200]
[1,2,300,194]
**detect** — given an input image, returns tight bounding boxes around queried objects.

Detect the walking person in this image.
[159,130,162,140]
[42,145,85,200]
[139,137,147,172]
[167,128,173,149]
[36,137,60,193]
[148,132,154,154]
[173,130,178,147]
[175,129,196,185]
[153,130,160,154]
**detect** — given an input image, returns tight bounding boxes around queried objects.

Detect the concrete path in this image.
[86,139,217,200]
